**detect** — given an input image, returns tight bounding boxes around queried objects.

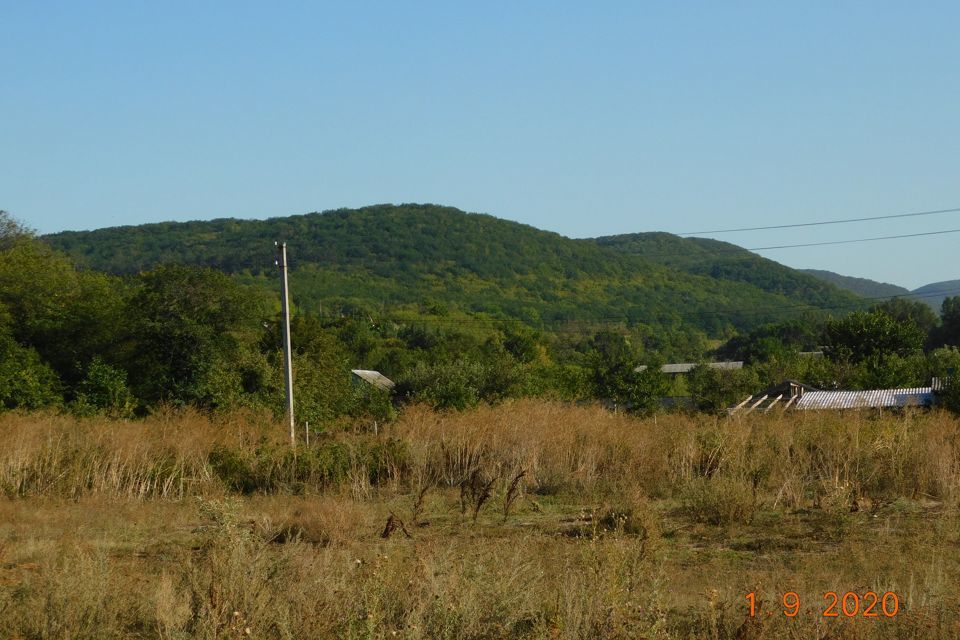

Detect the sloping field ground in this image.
[2,402,959,639]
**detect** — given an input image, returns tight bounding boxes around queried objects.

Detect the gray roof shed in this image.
[351,369,396,392]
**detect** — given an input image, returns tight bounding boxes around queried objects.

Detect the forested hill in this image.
[44,204,865,336]
[591,233,865,310]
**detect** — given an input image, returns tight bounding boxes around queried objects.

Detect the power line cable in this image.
[681,206,960,235]
[594,227,960,260]
[748,228,960,251]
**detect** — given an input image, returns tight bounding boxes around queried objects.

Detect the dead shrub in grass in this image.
[183,498,298,638]
[679,476,756,526]
[3,547,137,639]
[249,496,370,547]
[154,571,191,638]
[601,492,661,540]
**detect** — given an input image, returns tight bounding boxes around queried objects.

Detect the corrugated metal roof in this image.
[351,369,395,391]
[795,387,933,410]
[636,361,743,374]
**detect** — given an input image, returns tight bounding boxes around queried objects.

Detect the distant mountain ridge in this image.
[800,269,911,299]
[43,204,867,338]
[801,269,960,311]
[912,280,960,311]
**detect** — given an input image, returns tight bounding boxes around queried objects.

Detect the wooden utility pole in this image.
[276,242,295,446]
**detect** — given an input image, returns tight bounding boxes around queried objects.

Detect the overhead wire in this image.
[748,228,960,251]
[679,206,960,235]
[595,227,960,259]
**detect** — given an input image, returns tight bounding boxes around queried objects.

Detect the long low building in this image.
[635,361,743,374]
[794,387,935,410]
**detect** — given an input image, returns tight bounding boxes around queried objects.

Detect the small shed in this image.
[350,369,395,392]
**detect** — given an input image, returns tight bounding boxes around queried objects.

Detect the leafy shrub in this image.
[208,446,258,494]
[939,376,960,416]
[0,332,61,409]
[72,357,134,417]
[395,358,521,410]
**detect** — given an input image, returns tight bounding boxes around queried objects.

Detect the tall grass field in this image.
[2,401,959,639]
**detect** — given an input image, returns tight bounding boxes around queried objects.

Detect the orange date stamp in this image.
[746,591,900,618]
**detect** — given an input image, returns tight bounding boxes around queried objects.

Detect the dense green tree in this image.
[584,331,669,414]
[932,296,960,347]
[394,347,524,411]
[260,313,359,425]
[849,353,926,390]
[687,365,761,413]
[824,310,924,364]
[503,329,542,364]
[395,360,485,411]
[870,298,939,336]
[0,238,126,387]
[926,346,960,380]
[0,326,61,409]
[124,265,266,406]
[0,210,33,249]
[587,331,637,409]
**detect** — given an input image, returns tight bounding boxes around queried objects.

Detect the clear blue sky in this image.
[2,2,958,290]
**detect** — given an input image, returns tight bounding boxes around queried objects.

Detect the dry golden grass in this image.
[1,401,959,638]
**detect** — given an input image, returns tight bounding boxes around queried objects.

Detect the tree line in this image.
[2,211,959,423]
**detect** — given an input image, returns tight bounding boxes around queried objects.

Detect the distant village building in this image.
[635,361,743,375]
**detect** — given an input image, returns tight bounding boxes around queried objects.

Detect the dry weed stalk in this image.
[411,482,431,525]
[502,469,526,522]
[460,468,500,522]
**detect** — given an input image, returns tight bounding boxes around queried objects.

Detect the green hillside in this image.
[801,268,911,299]
[44,204,865,338]
[592,233,867,310]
